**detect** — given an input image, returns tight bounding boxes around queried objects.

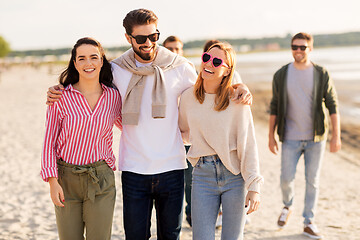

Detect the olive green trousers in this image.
[55,159,116,240]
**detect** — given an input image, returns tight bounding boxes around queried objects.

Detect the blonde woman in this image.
[179,42,263,240]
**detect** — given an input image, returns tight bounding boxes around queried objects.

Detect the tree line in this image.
[0,36,11,57]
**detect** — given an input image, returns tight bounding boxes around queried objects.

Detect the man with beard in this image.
[111,10,195,239]
[268,32,341,239]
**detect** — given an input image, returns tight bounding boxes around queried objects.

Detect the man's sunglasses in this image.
[291,45,309,51]
[129,30,160,44]
[201,52,229,68]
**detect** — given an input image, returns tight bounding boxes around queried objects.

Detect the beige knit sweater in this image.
[178,87,263,193]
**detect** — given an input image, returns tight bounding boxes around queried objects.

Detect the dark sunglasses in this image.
[201,52,229,68]
[129,30,160,44]
[291,45,309,51]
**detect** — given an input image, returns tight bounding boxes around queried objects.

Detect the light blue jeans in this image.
[281,140,326,224]
[192,155,246,240]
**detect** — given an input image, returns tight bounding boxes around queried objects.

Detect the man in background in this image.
[163,35,193,227]
[268,32,341,239]
[163,36,183,56]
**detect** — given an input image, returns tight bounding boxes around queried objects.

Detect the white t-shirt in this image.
[111,60,197,174]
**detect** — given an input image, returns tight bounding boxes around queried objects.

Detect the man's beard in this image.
[293,53,307,63]
[133,44,157,61]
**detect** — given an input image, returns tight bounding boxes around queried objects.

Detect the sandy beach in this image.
[0,64,359,240]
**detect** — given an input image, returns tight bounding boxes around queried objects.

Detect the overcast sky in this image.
[1,0,359,50]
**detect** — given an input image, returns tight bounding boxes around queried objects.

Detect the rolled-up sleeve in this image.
[41,104,61,182]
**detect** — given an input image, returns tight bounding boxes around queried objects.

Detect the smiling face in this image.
[126,23,158,63]
[201,47,231,86]
[291,38,312,64]
[74,44,103,82]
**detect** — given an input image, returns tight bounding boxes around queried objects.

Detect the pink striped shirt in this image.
[41,84,122,181]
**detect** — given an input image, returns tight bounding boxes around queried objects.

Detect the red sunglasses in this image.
[201,52,229,68]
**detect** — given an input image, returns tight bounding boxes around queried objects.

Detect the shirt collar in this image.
[66,83,108,93]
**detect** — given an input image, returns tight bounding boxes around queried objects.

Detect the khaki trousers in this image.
[55,159,116,240]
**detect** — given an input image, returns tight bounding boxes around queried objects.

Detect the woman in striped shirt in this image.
[41,37,122,240]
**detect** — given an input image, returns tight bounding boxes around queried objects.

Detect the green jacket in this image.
[270,62,338,142]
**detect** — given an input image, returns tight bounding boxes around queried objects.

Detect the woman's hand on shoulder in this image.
[245,191,260,215]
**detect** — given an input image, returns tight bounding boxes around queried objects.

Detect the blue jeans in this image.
[121,170,184,240]
[192,155,246,240]
[281,140,326,224]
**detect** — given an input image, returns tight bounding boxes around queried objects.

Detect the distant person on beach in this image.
[46,9,252,239]
[268,32,341,239]
[41,37,122,240]
[163,35,184,56]
[163,35,193,227]
[0,64,3,83]
[179,42,263,240]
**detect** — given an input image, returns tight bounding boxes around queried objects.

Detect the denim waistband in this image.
[199,154,220,163]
